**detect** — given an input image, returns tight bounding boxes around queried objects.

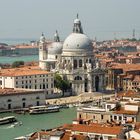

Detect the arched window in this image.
[74,76,82,80]
[36,96,40,100]
[7,99,12,102]
[36,101,40,106]
[23,102,26,108]
[79,59,82,67]
[74,60,77,69]
[89,59,91,63]
[22,98,26,101]
[43,84,45,89]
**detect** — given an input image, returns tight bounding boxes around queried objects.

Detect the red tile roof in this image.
[110,63,140,72]
[71,124,122,135]
[0,67,50,77]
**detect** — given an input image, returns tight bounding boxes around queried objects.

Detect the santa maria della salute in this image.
[39,15,106,95]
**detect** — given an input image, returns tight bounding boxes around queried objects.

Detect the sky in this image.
[0,0,140,41]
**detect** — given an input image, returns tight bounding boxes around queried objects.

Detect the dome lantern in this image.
[73,14,83,34]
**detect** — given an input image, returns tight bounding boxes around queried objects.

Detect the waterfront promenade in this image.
[46,92,114,105]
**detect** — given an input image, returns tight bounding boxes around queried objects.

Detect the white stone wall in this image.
[48,54,56,60]
[126,131,140,140]
[4,77,15,88]
[0,73,54,94]
[124,104,138,111]
[0,92,46,110]
[50,136,60,140]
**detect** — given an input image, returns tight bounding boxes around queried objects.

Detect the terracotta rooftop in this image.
[133,75,140,82]
[0,67,50,77]
[29,131,88,140]
[117,91,140,98]
[0,88,42,96]
[71,124,123,135]
[110,63,140,72]
[61,133,88,140]
[15,45,38,49]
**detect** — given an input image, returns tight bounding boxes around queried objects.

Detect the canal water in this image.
[0,38,39,64]
[0,55,39,64]
[0,108,76,140]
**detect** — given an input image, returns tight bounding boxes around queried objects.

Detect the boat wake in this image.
[0,125,15,129]
[0,121,22,129]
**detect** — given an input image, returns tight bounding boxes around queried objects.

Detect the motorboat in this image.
[29,105,60,115]
[0,116,17,125]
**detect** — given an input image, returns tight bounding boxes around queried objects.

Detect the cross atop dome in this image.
[77,13,79,19]
[73,14,83,34]
[54,30,60,42]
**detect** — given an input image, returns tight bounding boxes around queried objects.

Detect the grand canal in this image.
[0,108,76,140]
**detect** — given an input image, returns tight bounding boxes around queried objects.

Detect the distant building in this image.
[106,63,140,92]
[0,44,39,56]
[77,100,140,125]
[14,44,38,55]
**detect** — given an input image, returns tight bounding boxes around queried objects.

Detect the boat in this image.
[0,116,17,125]
[59,104,69,109]
[68,104,74,108]
[14,110,26,115]
[29,105,60,115]
[12,121,22,127]
[14,136,28,140]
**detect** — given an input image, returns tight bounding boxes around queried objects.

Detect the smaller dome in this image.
[48,42,63,55]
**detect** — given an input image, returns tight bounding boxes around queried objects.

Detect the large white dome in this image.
[63,33,93,52]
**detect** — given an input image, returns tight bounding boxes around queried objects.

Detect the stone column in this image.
[100,75,104,91]
[87,73,92,93]
[72,83,75,96]
[92,75,96,91]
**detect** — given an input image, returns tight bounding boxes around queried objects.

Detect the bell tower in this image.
[54,30,60,42]
[39,33,47,70]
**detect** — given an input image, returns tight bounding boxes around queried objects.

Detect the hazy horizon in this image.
[0,0,140,41]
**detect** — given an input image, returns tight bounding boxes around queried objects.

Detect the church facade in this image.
[39,15,106,95]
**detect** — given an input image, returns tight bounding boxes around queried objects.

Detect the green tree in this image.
[54,73,70,96]
[12,61,24,68]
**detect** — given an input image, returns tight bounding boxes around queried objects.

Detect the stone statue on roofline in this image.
[86,63,92,72]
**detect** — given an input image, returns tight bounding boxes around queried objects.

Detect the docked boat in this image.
[59,104,69,109]
[0,116,17,125]
[29,105,60,115]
